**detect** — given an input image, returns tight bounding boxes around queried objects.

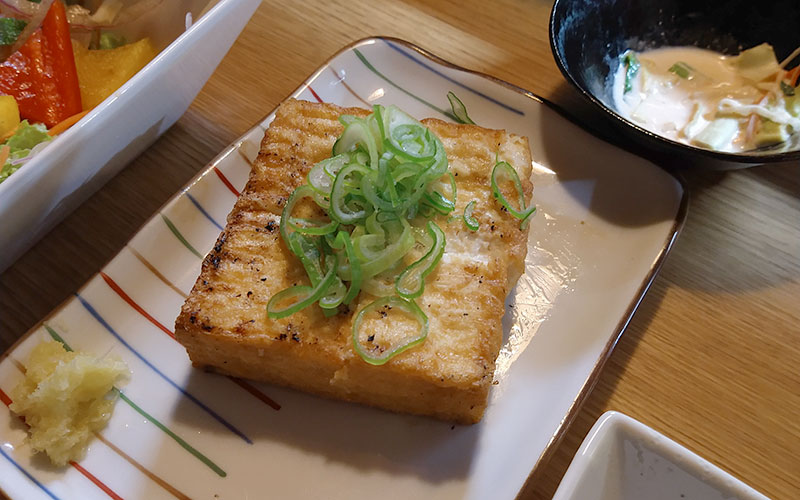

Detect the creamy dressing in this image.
[611,45,799,152]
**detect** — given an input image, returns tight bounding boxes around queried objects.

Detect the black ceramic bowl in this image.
[549,0,800,169]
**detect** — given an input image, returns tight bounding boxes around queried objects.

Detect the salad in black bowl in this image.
[550,0,800,169]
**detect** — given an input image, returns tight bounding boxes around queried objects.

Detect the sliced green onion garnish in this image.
[319,275,347,310]
[352,296,429,365]
[381,106,437,162]
[308,154,348,194]
[463,201,479,231]
[519,208,536,230]
[330,163,370,224]
[423,191,455,214]
[338,114,358,127]
[333,118,379,167]
[447,91,476,125]
[332,230,362,305]
[360,170,396,212]
[287,232,324,285]
[280,184,312,246]
[288,218,339,236]
[266,104,544,364]
[359,219,416,278]
[267,253,338,319]
[491,160,536,227]
[395,221,445,299]
[422,171,457,215]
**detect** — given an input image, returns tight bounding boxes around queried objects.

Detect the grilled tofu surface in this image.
[175,99,532,424]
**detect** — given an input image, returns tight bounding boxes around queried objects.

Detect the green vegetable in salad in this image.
[99,31,127,50]
[5,120,50,152]
[691,118,739,151]
[0,120,52,184]
[0,17,27,46]
[621,51,640,94]
[668,61,692,79]
[754,119,789,147]
[734,43,781,82]
[785,94,800,117]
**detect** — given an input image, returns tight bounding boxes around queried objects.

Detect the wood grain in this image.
[1,1,798,498]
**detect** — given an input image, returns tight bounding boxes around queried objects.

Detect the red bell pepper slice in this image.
[0,1,82,128]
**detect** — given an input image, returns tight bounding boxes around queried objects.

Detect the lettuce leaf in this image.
[0,120,52,184]
[734,43,781,82]
[6,120,50,152]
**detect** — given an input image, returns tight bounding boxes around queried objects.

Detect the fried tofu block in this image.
[175,99,532,424]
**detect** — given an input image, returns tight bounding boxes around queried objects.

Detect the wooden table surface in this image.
[2,1,799,498]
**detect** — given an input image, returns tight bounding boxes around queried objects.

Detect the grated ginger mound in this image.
[9,340,129,466]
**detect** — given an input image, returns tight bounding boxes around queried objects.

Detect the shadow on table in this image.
[749,160,800,198]
[658,164,800,294]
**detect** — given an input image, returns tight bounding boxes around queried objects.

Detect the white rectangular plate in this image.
[0,38,686,500]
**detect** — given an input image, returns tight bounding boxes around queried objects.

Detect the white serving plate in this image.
[553,411,769,500]
[0,38,687,499]
[0,0,261,272]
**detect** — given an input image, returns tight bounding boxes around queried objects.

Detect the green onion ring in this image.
[308,154,348,194]
[332,230,362,305]
[267,253,338,319]
[287,232,324,285]
[491,160,536,226]
[280,185,315,247]
[330,163,370,223]
[395,221,445,299]
[289,218,339,236]
[423,190,455,214]
[333,119,379,167]
[360,219,415,278]
[463,200,479,231]
[352,296,429,365]
[319,275,347,309]
[447,91,476,125]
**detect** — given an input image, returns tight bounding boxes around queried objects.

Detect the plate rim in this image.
[0,35,690,500]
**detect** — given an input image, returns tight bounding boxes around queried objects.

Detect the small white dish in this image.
[0,0,261,272]
[553,411,770,500]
